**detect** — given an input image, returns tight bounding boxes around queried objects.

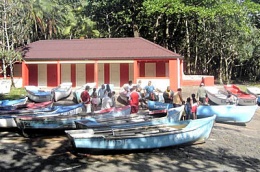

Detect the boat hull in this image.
[204,86,229,105]
[147,100,174,110]
[65,115,216,150]
[197,105,258,123]
[224,85,256,106]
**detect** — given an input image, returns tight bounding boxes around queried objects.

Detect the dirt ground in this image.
[0,86,259,172]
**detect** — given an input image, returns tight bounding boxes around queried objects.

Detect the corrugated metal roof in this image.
[23,37,183,61]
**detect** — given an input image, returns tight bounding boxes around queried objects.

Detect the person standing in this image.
[101,92,113,110]
[184,97,192,120]
[129,86,140,114]
[173,88,184,107]
[80,85,91,113]
[163,86,174,103]
[191,93,198,119]
[197,83,207,104]
[98,84,106,105]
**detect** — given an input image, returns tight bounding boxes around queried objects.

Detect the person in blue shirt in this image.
[144,81,155,99]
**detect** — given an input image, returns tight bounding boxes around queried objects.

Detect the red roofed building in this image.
[20,37,214,90]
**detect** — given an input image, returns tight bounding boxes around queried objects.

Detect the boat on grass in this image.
[224,84,256,106]
[25,86,53,103]
[197,104,258,123]
[65,115,216,151]
[52,82,72,102]
[246,86,260,106]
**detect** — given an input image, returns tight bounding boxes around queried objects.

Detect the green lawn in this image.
[0,87,27,100]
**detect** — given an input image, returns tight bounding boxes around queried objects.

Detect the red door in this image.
[28,64,38,86]
[47,64,58,87]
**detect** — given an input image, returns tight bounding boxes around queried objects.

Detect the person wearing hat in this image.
[197,83,207,104]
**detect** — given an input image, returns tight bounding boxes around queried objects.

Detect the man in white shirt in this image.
[101,92,113,109]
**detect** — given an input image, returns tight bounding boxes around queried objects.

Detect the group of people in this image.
[80,84,116,113]
[79,79,236,116]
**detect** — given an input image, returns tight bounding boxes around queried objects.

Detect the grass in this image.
[0,87,27,100]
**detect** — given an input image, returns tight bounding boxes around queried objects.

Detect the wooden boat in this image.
[147,100,174,110]
[74,106,184,129]
[246,86,260,105]
[197,104,258,123]
[224,84,256,106]
[204,86,231,105]
[13,103,84,130]
[14,104,129,137]
[0,97,28,110]
[52,82,72,102]
[72,82,96,103]
[0,101,54,128]
[25,86,53,102]
[65,115,216,151]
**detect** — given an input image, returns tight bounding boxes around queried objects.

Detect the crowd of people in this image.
[79,79,236,119]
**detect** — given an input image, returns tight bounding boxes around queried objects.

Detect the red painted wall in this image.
[120,63,129,86]
[140,62,145,77]
[47,64,58,87]
[28,64,38,86]
[86,64,94,83]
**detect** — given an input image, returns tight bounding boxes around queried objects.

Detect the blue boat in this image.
[147,100,174,110]
[74,106,184,129]
[14,105,131,137]
[0,97,28,110]
[25,86,53,102]
[197,105,258,123]
[65,115,216,151]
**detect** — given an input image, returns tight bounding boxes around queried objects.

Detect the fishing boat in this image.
[224,84,256,106]
[0,103,82,129]
[51,82,72,102]
[197,104,258,123]
[14,104,132,137]
[65,115,216,151]
[74,106,184,129]
[25,86,53,102]
[147,100,174,110]
[0,101,53,115]
[204,86,231,105]
[0,97,28,110]
[246,86,260,105]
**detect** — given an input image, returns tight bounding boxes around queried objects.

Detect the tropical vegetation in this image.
[0,0,260,85]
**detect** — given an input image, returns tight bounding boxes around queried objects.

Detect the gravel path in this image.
[0,86,259,172]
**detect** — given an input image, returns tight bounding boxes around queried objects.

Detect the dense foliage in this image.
[1,0,260,84]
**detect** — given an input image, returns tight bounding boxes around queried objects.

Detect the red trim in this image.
[86,64,94,83]
[156,62,166,77]
[120,64,129,86]
[47,64,58,87]
[28,64,38,86]
[22,62,29,86]
[133,60,139,83]
[104,64,110,84]
[71,64,76,87]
